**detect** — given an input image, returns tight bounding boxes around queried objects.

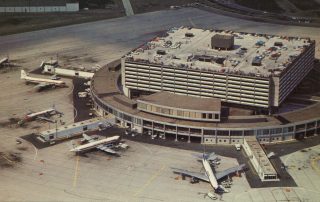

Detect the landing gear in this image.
[190,177,199,184]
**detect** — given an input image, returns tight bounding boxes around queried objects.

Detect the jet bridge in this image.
[243,137,279,181]
[38,117,114,143]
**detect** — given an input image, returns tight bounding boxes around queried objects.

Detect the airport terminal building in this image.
[0,0,79,12]
[122,27,315,110]
[91,27,320,145]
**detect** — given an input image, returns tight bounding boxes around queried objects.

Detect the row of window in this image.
[126,84,269,105]
[125,69,269,87]
[126,70,270,86]
[138,102,220,121]
[125,73,270,94]
[125,62,270,84]
[279,47,314,103]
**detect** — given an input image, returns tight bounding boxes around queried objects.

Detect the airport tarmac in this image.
[0,70,74,128]
[280,144,320,198]
[1,131,320,202]
[0,135,249,202]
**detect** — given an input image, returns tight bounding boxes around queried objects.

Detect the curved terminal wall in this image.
[92,66,320,145]
[92,90,320,144]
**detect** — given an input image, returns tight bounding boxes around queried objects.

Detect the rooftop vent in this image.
[157,50,166,55]
[211,34,234,50]
[185,33,194,37]
[198,56,213,62]
[274,42,283,47]
[215,57,226,64]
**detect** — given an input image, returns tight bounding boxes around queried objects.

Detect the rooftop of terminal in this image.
[124,27,314,78]
[137,91,221,112]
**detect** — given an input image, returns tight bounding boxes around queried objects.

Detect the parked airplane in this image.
[172,153,245,194]
[18,106,63,126]
[20,70,66,91]
[70,134,127,155]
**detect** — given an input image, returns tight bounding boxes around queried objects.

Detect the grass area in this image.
[288,0,320,10]
[0,10,124,36]
[130,0,195,14]
[235,0,284,13]
[0,0,195,36]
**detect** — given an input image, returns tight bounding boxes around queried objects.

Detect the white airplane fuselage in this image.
[25,108,55,119]
[70,136,120,152]
[23,108,57,122]
[24,76,65,86]
[21,70,65,87]
[202,158,219,189]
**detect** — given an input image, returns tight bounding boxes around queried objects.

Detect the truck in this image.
[235,144,241,151]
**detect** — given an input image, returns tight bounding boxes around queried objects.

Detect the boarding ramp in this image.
[38,117,114,143]
[243,137,279,181]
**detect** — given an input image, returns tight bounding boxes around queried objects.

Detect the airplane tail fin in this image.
[21,70,28,79]
[52,105,64,116]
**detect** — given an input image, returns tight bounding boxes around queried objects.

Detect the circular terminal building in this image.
[91,27,320,144]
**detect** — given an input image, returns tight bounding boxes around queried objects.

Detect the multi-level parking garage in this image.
[91,62,320,145]
[122,27,315,111]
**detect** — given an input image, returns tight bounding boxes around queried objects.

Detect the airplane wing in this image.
[171,167,209,182]
[34,82,51,90]
[36,116,55,123]
[191,153,205,160]
[215,164,245,181]
[82,133,95,143]
[96,144,118,155]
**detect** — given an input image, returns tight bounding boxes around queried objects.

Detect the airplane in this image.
[18,106,63,126]
[20,69,66,91]
[171,153,245,194]
[70,134,127,155]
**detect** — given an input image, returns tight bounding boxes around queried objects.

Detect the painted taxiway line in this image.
[73,155,80,188]
[133,164,166,197]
